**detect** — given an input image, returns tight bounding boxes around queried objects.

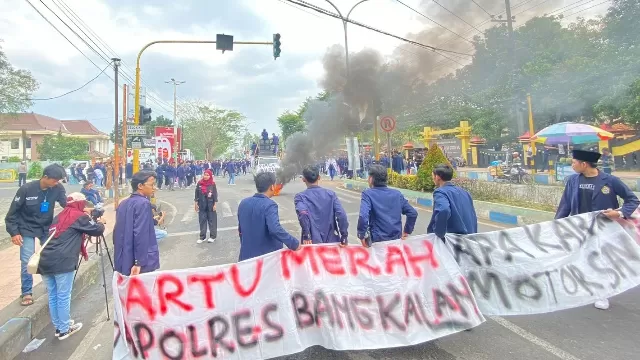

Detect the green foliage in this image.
[451,178,557,212]
[416,143,453,191]
[387,169,420,191]
[179,100,246,160]
[277,111,305,143]
[0,42,39,117]
[7,156,21,162]
[37,131,89,161]
[27,161,42,179]
[109,115,174,147]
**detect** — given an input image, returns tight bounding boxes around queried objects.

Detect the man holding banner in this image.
[294,165,349,245]
[357,165,418,246]
[237,172,300,261]
[428,164,477,240]
[556,149,640,310]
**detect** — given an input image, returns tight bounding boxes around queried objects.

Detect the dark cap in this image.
[572,149,601,163]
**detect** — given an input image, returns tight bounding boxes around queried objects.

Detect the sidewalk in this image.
[464,167,640,179]
[0,201,118,309]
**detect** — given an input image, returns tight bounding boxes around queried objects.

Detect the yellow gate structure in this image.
[422,120,472,163]
[0,169,16,183]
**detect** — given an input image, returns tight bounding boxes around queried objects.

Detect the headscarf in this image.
[199,169,215,194]
[50,192,89,260]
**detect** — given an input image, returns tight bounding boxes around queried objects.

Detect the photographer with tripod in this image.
[36,192,105,340]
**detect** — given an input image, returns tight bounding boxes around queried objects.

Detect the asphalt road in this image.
[13,174,639,360]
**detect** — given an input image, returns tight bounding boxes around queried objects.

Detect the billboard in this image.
[154,127,182,161]
[126,148,155,164]
[436,138,463,159]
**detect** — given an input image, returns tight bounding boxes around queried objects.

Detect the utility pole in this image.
[122,84,128,179]
[165,78,185,163]
[493,0,523,135]
[112,58,121,206]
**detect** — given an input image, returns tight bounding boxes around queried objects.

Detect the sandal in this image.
[21,295,34,306]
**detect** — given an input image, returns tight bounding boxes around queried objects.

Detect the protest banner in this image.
[446,211,640,316]
[112,236,484,360]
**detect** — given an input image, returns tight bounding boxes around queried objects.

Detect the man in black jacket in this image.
[5,164,67,306]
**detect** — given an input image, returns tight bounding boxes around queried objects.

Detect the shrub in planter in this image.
[417,143,454,191]
[27,161,43,179]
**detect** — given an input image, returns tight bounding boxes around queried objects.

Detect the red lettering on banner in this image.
[230,259,263,297]
[316,246,346,276]
[158,274,194,316]
[403,241,440,276]
[345,246,381,276]
[385,245,409,276]
[281,247,319,280]
[125,277,156,320]
[187,272,225,309]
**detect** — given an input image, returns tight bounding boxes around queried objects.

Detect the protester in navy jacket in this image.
[294,165,348,245]
[113,171,159,276]
[237,172,299,261]
[427,164,478,240]
[357,165,418,246]
[555,149,639,311]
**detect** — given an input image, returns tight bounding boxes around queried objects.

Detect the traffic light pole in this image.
[132,39,274,173]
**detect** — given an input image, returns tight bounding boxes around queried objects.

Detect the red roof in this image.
[518,131,531,139]
[60,120,106,135]
[0,113,70,133]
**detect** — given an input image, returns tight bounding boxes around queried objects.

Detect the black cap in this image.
[572,149,601,163]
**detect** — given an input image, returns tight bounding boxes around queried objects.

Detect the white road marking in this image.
[157,199,178,225]
[166,213,358,238]
[221,201,233,217]
[336,197,353,204]
[334,187,363,200]
[68,307,110,360]
[180,209,195,223]
[490,316,582,360]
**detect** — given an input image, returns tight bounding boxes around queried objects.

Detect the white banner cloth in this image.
[113,211,640,359]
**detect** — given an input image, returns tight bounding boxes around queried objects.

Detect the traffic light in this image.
[139,106,152,124]
[273,33,281,60]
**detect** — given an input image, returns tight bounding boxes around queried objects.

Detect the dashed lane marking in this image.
[221,201,233,217]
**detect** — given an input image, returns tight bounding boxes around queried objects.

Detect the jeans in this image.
[18,173,27,186]
[42,272,75,333]
[20,236,44,296]
[155,228,168,243]
[228,172,235,184]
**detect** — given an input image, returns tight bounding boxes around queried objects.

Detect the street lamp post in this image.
[112,58,121,206]
[322,0,379,161]
[165,78,185,163]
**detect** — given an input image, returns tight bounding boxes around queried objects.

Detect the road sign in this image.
[142,138,155,148]
[380,116,396,132]
[131,136,143,149]
[127,125,147,136]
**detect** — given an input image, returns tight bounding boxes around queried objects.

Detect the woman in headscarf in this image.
[38,192,104,340]
[194,169,218,244]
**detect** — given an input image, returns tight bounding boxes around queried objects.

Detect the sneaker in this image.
[197,239,205,244]
[59,322,83,340]
[55,320,75,337]
[207,237,215,243]
[594,298,610,310]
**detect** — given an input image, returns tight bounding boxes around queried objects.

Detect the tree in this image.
[416,143,453,192]
[179,100,246,160]
[109,114,174,147]
[0,41,39,130]
[37,131,89,161]
[277,111,305,143]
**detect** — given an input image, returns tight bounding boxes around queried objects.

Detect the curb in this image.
[0,202,119,360]
[343,180,555,226]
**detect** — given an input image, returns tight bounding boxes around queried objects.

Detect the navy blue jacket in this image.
[164,166,176,177]
[113,193,159,276]
[427,183,478,239]
[237,194,299,261]
[357,186,418,242]
[556,171,640,219]
[294,186,348,244]
[177,166,186,178]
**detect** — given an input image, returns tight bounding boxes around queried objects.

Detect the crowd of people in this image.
[3,145,637,343]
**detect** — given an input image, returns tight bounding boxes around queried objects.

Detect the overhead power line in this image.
[564,0,611,17]
[30,64,110,100]
[285,0,474,57]
[471,0,494,17]
[432,0,484,34]
[395,0,474,44]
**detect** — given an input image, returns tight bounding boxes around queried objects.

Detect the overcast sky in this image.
[1,0,608,136]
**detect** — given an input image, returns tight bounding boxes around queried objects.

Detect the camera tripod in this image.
[74,233,114,320]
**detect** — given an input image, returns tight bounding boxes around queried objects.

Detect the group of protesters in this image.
[4,147,637,344]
